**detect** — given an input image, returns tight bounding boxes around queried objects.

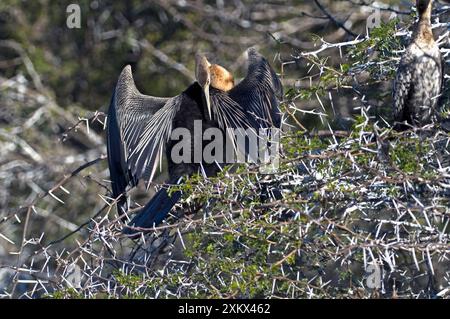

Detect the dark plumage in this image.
[393,0,442,126]
[106,48,282,236]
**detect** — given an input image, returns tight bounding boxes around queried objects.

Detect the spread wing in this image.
[210,48,283,160]
[107,65,180,209]
[230,47,283,129]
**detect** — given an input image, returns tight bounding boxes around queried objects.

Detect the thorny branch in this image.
[0,0,449,299]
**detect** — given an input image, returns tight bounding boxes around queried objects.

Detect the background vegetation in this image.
[0,0,449,298]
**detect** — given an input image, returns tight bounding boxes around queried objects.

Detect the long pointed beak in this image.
[203,83,212,120]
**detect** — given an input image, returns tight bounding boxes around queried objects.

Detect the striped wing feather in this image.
[107,65,180,204]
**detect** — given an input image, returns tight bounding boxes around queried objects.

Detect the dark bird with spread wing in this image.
[393,0,443,127]
[106,48,282,235]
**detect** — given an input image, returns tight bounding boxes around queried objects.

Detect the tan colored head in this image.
[195,53,234,120]
[195,54,234,91]
[209,64,234,92]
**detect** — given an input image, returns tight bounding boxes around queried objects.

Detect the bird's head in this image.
[209,64,234,92]
[195,53,212,120]
[195,53,234,120]
[416,0,433,16]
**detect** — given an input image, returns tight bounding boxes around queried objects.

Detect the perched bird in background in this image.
[393,0,443,127]
[106,48,282,236]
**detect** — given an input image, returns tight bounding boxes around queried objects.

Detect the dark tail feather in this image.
[122,188,182,236]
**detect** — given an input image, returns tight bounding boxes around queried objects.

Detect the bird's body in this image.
[106,48,282,235]
[107,71,227,225]
[393,0,442,126]
[166,82,229,179]
[111,81,226,230]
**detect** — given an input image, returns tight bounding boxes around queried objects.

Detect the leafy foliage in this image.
[0,0,449,299]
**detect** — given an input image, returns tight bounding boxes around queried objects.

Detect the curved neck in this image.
[413,1,434,44]
[184,82,211,121]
